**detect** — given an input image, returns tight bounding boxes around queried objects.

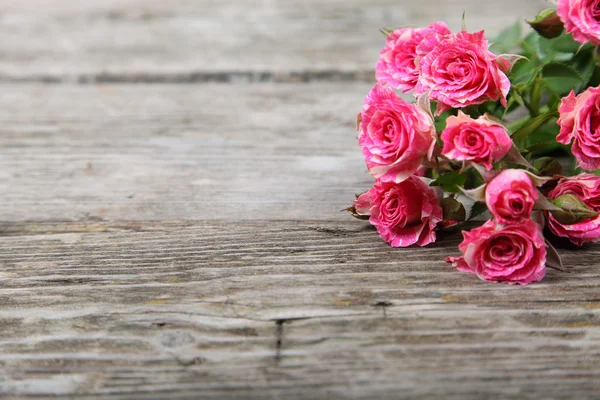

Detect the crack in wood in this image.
[274,320,286,363]
[373,301,393,319]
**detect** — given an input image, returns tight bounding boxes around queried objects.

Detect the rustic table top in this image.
[2,0,600,399]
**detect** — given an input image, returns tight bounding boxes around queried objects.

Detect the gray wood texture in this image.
[2,0,600,399]
[0,83,372,222]
[0,0,548,82]
[2,220,600,399]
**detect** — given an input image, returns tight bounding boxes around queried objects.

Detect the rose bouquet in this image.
[346,2,600,285]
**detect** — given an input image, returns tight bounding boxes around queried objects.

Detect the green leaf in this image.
[528,120,562,149]
[553,32,581,53]
[434,110,452,132]
[430,170,467,193]
[441,197,466,222]
[469,202,489,221]
[542,62,583,94]
[527,34,580,65]
[569,48,596,91]
[509,89,525,107]
[520,32,540,60]
[588,66,600,87]
[533,157,563,176]
[510,59,541,91]
[537,36,560,61]
[490,20,522,54]
[545,240,567,272]
[511,110,559,147]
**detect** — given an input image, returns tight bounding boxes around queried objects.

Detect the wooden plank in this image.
[0,220,599,398]
[0,0,548,82]
[1,1,598,398]
[0,83,376,222]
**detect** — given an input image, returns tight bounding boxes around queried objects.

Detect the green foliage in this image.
[353,7,600,248]
[430,170,467,193]
[570,48,597,91]
[441,197,467,222]
[510,59,540,92]
[511,110,559,147]
[469,202,489,221]
[542,63,584,95]
[533,157,563,176]
[434,110,452,132]
[552,33,581,53]
[490,20,522,54]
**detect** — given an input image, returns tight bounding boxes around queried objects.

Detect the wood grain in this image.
[0,83,374,222]
[0,220,599,398]
[0,0,548,82]
[2,0,599,398]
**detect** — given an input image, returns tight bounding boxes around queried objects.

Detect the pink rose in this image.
[547,174,600,246]
[485,169,538,225]
[440,111,512,170]
[557,88,600,171]
[376,22,451,92]
[415,30,511,115]
[354,176,443,247]
[557,0,600,46]
[359,84,436,183]
[446,220,547,285]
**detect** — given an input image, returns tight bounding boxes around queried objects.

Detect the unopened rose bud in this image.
[549,193,599,225]
[528,9,564,39]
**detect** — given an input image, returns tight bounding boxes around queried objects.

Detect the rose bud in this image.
[446,220,547,285]
[528,9,564,39]
[557,87,600,171]
[376,22,451,92]
[485,169,538,225]
[441,111,512,170]
[353,176,443,247]
[359,85,436,183]
[546,174,600,246]
[557,0,600,45]
[414,30,511,115]
[550,194,599,225]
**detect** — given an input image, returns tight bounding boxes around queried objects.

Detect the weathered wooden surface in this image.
[1,220,600,399]
[0,84,371,222]
[2,0,600,399]
[0,0,548,82]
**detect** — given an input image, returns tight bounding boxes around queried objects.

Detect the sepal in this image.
[342,205,370,220]
[549,194,600,224]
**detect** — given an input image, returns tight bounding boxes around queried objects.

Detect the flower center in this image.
[486,235,524,267]
[590,108,600,135]
[458,127,487,154]
[593,0,600,21]
[509,198,524,212]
